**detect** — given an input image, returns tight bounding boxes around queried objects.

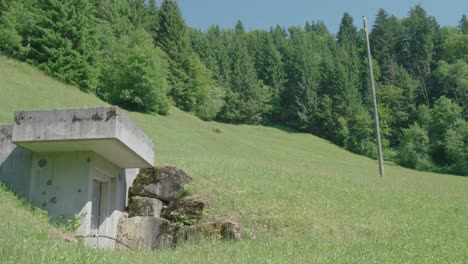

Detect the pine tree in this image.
[145,0,159,38]
[92,0,134,37]
[0,0,36,58]
[218,27,271,123]
[311,20,329,36]
[28,0,98,92]
[337,12,357,52]
[282,27,320,130]
[399,4,439,105]
[156,0,196,111]
[205,26,232,87]
[459,14,468,33]
[128,0,149,29]
[370,9,402,84]
[251,30,285,120]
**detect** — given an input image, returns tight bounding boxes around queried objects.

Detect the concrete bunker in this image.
[0,106,154,248]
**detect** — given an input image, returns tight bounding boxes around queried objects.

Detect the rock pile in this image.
[116,166,242,250]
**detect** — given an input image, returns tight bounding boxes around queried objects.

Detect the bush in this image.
[190,56,224,120]
[397,123,432,170]
[0,26,22,56]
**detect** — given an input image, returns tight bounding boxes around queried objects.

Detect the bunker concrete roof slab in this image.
[12,106,154,168]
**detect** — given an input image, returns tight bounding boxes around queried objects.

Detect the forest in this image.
[0,0,466,176]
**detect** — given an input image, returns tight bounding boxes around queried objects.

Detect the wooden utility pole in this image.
[363,16,385,178]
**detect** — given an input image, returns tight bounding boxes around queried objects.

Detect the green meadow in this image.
[0,56,467,263]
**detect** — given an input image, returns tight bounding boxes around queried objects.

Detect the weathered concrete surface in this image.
[130,166,192,202]
[1,107,156,250]
[28,151,126,248]
[0,124,32,196]
[128,196,163,217]
[116,216,175,250]
[12,106,154,168]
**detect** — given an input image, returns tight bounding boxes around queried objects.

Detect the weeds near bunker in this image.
[63,213,85,232]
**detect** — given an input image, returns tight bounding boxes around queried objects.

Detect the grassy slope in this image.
[0,56,467,263]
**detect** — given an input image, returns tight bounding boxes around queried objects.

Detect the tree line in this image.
[0,0,466,175]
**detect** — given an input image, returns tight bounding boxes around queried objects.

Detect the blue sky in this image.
[176,0,467,33]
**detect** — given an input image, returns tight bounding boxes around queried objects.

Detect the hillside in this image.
[0,56,467,263]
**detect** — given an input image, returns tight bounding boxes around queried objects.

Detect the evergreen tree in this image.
[270,25,288,56]
[28,0,98,92]
[91,0,134,36]
[459,14,468,33]
[282,27,320,130]
[156,0,222,117]
[128,0,148,29]
[251,30,285,120]
[0,0,36,58]
[205,26,232,87]
[370,9,402,84]
[311,20,329,36]
[189,28,215,70]
[145,0,159,38]
[399,4,439,105]
[218,27,271,123]
[337,12,357,52]
[156,0,195,111]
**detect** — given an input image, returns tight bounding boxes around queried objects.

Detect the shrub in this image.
[397,123,432,170]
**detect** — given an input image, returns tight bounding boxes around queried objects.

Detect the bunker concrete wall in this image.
[29,151,128,248]
[12,107,117,142]
[12,107,154,168]
[1,107,154,249]
[0,124,32,196]
[86,153,127,248]
[116,113,155,167]
[30,152,91,221]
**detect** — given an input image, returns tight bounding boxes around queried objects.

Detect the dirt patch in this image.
[211,127,222,134]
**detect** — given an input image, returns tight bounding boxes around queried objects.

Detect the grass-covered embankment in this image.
[0,56,467,263]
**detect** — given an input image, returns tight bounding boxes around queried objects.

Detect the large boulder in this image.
[128,196,163,217]
[116,216,175,250]
[130,166,192,202]
[161,195,207,224]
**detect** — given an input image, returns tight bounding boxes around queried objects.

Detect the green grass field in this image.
[0,56,467,263]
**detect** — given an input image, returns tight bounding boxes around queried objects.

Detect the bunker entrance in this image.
[91,168,114,236]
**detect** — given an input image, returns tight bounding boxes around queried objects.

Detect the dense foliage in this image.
[0,1,466,175]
